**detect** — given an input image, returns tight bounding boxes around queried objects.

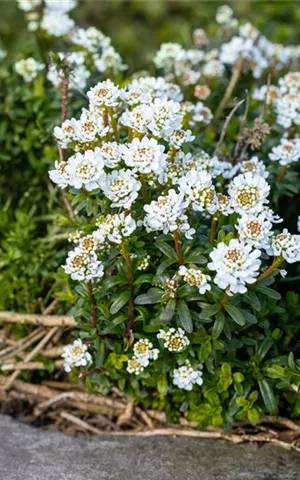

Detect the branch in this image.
[214,57,244,121]
[214,99,245,157]
[0,311,76,327]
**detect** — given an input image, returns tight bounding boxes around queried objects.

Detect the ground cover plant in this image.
[0,1,300,441]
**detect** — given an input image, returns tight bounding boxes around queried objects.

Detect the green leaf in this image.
[156,258,177,275]
[258,379,278,415]
[133,273,153,285]
[212,311,225,339]
[155,241,177,260]
[199,304,221,320]
[224,305,245,326]
[102,275,126,290]
[159,299,176,322]
[177,299,193,333]
[157,374,168,396]
[247,291,261,311]
[134,288,163,305]
[256,285,281,300]
[110,291,131,315]
[248,408,260,425]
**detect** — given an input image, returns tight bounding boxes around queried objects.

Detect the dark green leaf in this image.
[135,288,163,305]
[212,311,225,339]
[177,299,193,332]
[258,379,278,415]
[224,305,246,326]
[110,291,131,315]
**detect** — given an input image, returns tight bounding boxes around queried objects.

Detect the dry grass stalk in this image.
[1,327,59,391]
[1,361,46,372]
[0,311,76,327]
[60,411,104,435]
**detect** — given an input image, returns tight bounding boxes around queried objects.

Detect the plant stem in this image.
[277,166,287,182]
[109,110,119,141]
[173,230,184,265]
[141,175,150,203]
[103,109,109,128]
[60,69,69,163]
[221,292,229,308]
[213,99,245,157]
[209,215,218,245]
[87,282,98,329]
[214,57,244,121]
[121,242,135,341]
[256,258,282,285]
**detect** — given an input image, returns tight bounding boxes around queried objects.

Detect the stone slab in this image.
[0,414,299,480]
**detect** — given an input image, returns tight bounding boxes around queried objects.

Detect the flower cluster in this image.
[127,339,159,375]
[172,362,204,391]
[15,57,44,82]
[16,1,126,91]
[62,339,92,373]
[157,328,190,352]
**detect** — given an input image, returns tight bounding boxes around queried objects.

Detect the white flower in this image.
[239,157,269,179]
[47,52,90,91]
[133,339,159,363]
[17,0,41,11]
[63,248,104,281]
[208,239,261,295]
[157,328,190,352]
[62,339,92,373]
[66,149,105,191]
[119,104,152,134]
[87,80,120,108]
[267,229,300,264]
[15,57,44,82]
[127,357,146,375]
[236,213,273,249]
[148,98,183,139]
[120,85,152,106]
[178,170,217,214]
[173,361,203,391]
[253,85,280,105]
[189,102,213,126]
[269,138,300,166]
[73,109,110,144]
[78,235,99,253]
[216,194,234,216]
[49,161,70,188]
[71,27,111,53]
[178,266,211,294]
[41,11,75,37]
[99,142,121,169]
[275,93,300,129]
[54,119,77,148]
[94,46,126,74]
[153,42,184,72]
[169,129,195,150]
[193,28,208,46]
[120,137,167,174]
[202,59,225,78]
[143,189,194,239]
[279,72,300,94]
[100,169,141,209]
[44,0,77,13]
[128,76,183,102]
[228,173,270,215]
[216,5,234,24]
[94,213,136,245]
